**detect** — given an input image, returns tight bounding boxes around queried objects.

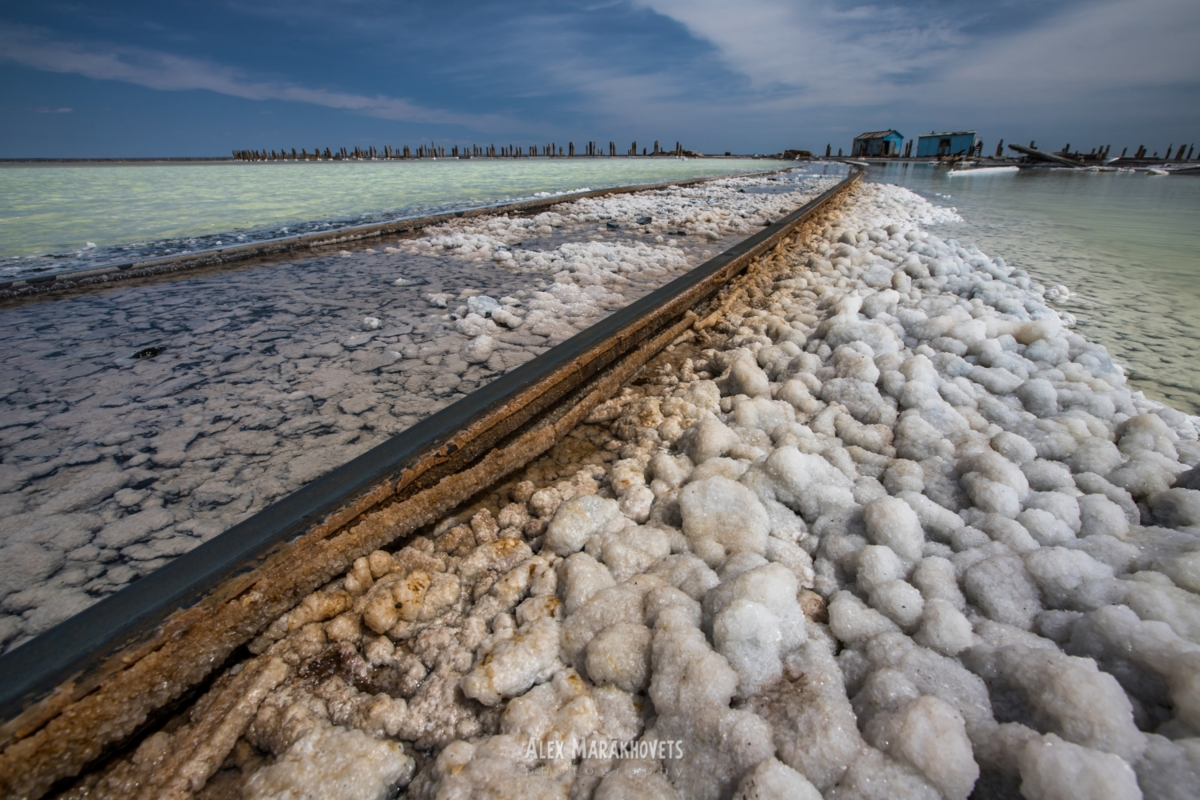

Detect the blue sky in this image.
[1,0,1198,157]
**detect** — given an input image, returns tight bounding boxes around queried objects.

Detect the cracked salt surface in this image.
[86,181,1200,800]
[0,167,839,652]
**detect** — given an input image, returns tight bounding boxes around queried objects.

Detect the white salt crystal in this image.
[461,618,560,705]
[1018,733,1141,800]
[1068,438,1124,476]
[677,417,738,464]
[863,496,926,562]
[460,334,496,364]
[880,696,980,800]
[915,598,975,656]
[857,544,907,594]
[678,476,770,566]
[584,622,652,693]
[964,553,1042,629]
[870,579,925,630]
[1023,547,1120,611]
[245,726,414,800]
[1016,379,1059,417]
[733,757,822,800]
[544,495,624,557]
[559,552,615,615]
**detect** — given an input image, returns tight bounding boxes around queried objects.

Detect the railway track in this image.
[0,168,861,799]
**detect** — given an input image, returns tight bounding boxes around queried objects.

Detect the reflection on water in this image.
[866,163,1200,414]
[0,158,787,278]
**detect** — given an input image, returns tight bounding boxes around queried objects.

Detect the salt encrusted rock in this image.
[1148,487,1200,528]
[915,598,975,656]
[559,552,617,615]
[725,353,772,398]
[762,446,856,522]
[677,417,738,464]
[678,476,769,566]
[461,617,561,706]
[584,622,652,693]
[828,591,899,643]
[964,552,1042,629]
[648,605,775,800]
[544,495,624,556]
[586,523,671,582]
[460,334,496,364]
[708,563,807,696]
[1018,733,1142,800]
[732,757,822,800]
[244,725,414,800]
[863,496,925,562]
[865,695,980,800]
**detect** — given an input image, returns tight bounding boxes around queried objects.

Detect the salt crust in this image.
[0,170,834,651]
[145,181,1200,798]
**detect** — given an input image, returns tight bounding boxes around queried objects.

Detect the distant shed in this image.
[852,130,903,157]
[917,130,978,157]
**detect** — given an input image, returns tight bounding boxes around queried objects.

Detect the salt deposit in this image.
[948,167,1020,177]
[82,178,1200,799]
[0,169,835,652]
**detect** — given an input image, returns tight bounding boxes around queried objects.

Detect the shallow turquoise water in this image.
[0,158,786,276]
[866,163,1200,414]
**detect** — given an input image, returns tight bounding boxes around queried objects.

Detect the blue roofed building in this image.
[916,131,979,157]
[852,130,904,157]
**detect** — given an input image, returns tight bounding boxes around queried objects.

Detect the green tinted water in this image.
[866,164,1200,414]
[0,158,786,272]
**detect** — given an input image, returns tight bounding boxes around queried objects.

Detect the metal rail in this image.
[0,168,862,799]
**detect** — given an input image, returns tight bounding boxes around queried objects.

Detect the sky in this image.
[1,0,1198,158]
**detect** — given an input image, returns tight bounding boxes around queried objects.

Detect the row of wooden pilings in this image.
[1028,142,1196,162]
[231,140,687,162]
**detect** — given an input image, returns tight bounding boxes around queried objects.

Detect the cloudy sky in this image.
[2,0,1198,157]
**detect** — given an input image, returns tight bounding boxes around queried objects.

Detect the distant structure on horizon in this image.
[916,130,979,158]
[852,130,903,157]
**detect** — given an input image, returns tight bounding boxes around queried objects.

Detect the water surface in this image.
[866,164,1200,414]
[0,158,786,279]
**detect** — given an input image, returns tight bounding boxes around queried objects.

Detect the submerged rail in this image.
[0,168,862,799]
[0,171,780,301]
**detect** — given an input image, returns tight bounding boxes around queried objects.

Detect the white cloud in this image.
[632,0,961,104]
[634,0,1200,108]
[0,26,517,130]
[948,0,1200,95]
